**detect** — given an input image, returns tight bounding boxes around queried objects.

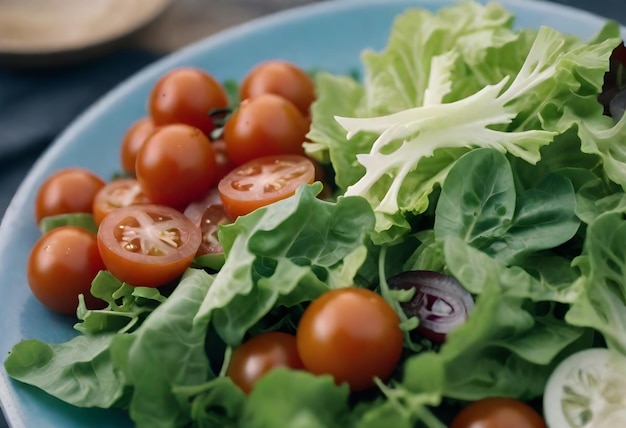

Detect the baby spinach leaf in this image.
[435,148,580,265]
[4,333,123,408]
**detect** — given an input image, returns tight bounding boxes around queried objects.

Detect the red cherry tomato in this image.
[92,178,151,225]
[148,67,229,136]
[27,226,105,315]
[239,60,316,115]
[388,270,474,342]
[296,287,403,392]
[135,124,217,209]
[450,397,546,428]
[120,116,158,176]
[226,332,304,394]
[222,93,309,166]
[96,204,202,287]
[183,188,232,256]
[34,168,105,224]
[217,154,315,218]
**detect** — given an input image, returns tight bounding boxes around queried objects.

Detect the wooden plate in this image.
[0,0,171,68]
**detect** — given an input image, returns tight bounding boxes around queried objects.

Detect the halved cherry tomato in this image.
[120,116,158,176]
[148,67,229,136]
[226,332,304,394]
[135,124,217,209]
[27,226,105,315]
[217,154,315,218]
[97,204,202,287]
[92,178,151,225]
[450,397,546,428]
[296,287,403,392]
[34,168,105,224]
[183,188,232,256]
[222,93,309,166]
[239,60,316,115]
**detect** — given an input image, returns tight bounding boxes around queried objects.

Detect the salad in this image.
[5,1,626,427]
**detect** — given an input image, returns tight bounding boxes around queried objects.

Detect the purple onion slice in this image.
[388,270,474,342]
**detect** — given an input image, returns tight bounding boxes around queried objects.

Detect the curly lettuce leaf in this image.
[75,271,167,334]
[566,213,626,355]
[307,1,619,243]
[194,184,376,346]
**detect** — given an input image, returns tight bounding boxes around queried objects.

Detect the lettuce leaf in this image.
[306,1,620,243]
[194,184,376,346]
[110,269,215,428]
[566,213,626,355]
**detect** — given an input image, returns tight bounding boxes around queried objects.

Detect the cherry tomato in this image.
[388,270,474,342]
[148,67,229,136]
[239,60,316,115]
[120,116,158,176]
[92,178,151,225]
[226,332,304,394]
[34,168,105,224]
[183,188,232,256]
[218,155,315,218]
[450,397,546,428]
[135,124,217,209]
[222,93,309,166]
[27,226,105,315]
[296,287,403,392]
[97,204,202,287]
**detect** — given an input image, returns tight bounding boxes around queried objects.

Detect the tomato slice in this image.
[217,154,315,218]
[92,178,151,225]
[97,204,201,287]
[183,188,232,256]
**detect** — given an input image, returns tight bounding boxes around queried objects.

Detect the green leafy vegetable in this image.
[194,183,375,346]
[110,269,215,428]
[4,333,123,408]
[75,271,167,334]
[435,148,580,265]
[39,213,98,234]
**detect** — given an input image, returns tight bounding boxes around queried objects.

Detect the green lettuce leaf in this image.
[110,268,215,428]
[434,148,580,266]
[75,271,167,334]
[193,184,375,346]
[240,369,351,428]
[566,213,626,355]
[398,237,588,404]
[4,333,124,408]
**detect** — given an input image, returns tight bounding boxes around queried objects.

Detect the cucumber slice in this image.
[543,348,626,427]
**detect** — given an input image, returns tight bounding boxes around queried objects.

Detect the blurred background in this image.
[0,0,624,427]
